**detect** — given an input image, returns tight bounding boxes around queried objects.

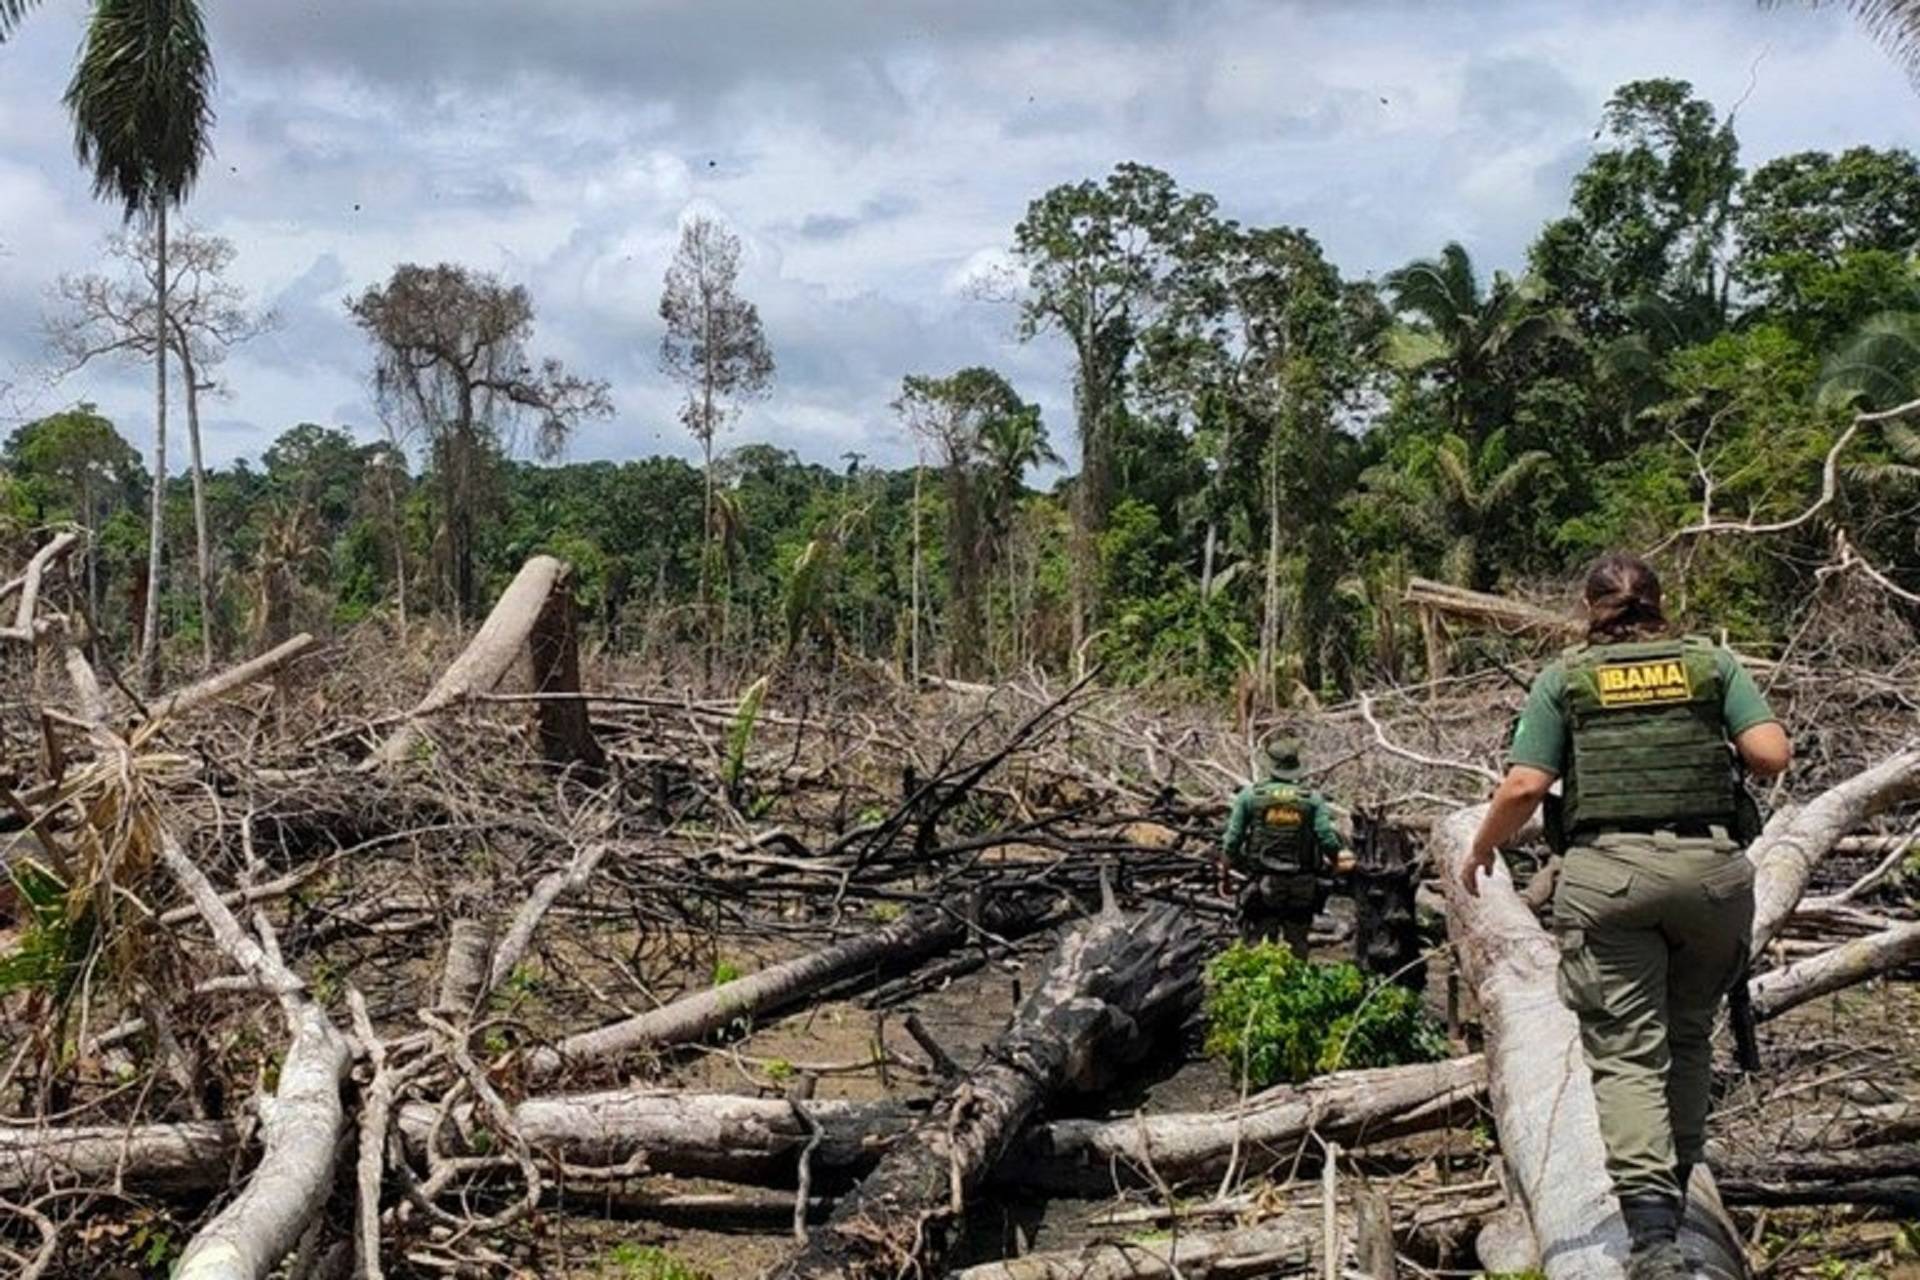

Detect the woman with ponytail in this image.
[1461,553,1790,1279]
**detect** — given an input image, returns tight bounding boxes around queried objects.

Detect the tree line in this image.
[6,76,1920,701]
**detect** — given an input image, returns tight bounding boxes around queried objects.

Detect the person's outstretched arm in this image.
[1462,766,1555,896]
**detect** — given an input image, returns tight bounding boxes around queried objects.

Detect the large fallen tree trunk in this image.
[4,1057,1476,1200]
[1008,1055,1484,1192]
[398,1090,914,1185]
[769,900,1205,1280]
[1436,806,1747,1280]
[1748,745,1920,951]
[0,1119,240,1195]
[949,1215,1321,1280]
[157,827,351,1280]
[528,899,1016,1079]
[366,555,599,770]
[1750,921,1920,1022]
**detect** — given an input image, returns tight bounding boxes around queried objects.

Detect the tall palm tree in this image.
[8,0,216,688]
[1384,242,1574,442]
[1820,310,1920,488]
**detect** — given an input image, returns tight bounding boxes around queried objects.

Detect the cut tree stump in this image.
[767,899,1205,1279]
[366,555,600,770]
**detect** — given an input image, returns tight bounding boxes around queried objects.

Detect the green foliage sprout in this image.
[1203,942,1448,1087]
[600,1243,711,1280]
[724,674,769,791]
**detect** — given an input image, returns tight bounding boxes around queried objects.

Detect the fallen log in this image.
[1750,921,1920,1022]
[142,633,316,725]
[0,1119,238,1194]
[1749,745,1920,951]
[949,1215,1320,1280]
[157,826,351,1280]
[3,1058,1477,1201]
[1436,806,1747,1280]
[1007,1056,1485,1192]
[398,1090,915,1185]
[528,900,1013,1079]
[769,899,1205,1279]
[366,555,598,769]
[1404,577,1576,639]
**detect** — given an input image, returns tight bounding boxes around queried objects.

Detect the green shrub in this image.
[1203,941,1448,1087]
[601,1243,710,1280]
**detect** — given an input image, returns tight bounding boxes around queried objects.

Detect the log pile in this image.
[0,545,1912,1280]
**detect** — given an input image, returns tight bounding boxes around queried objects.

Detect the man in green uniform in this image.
[1220,737,1351,958]
[1463,553,1791,1280]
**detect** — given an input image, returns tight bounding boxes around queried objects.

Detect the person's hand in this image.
[1333,849,1357,875]
[1462,847,1496,897]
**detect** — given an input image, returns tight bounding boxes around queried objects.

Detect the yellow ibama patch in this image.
[1262,805,1304,827]
[1595,658,1693,708]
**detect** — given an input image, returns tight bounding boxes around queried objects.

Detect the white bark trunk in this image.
[172,1003,349,1280]
[1435,806,1628,1279]
[1748,746,1920,952]
[181,347,214,672]
[951,1218,1319,1280]
[1012,1056,1483,1190]
[527,904,969,1078]
[366,555,572,767]
[141,200,169,693]
[143,634,314,724]
[1750,921,1920,1022]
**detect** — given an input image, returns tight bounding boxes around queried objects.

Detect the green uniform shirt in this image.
[1508,645,1778,776]
[1222,781,1343,868]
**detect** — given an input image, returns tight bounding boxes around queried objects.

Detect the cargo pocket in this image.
[1555,927,1604,1015]
[1701,856,1755,903]
[1552,853,1633,929]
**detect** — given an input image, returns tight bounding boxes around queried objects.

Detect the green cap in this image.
[1262,736,1304,779]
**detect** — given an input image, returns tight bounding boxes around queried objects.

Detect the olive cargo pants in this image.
[1238,872,1321,959]
[1552,833,1755,1201]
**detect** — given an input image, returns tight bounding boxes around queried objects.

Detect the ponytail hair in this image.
[1584,552,1668,644]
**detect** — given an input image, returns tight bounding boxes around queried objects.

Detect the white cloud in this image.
[0,0,1913,469]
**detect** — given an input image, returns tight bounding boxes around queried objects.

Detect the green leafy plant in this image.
[763,1057,795,1084]
[868,900,904,923]
[1203,941,1448,1087]
[601,1243,712,1280]
[0,860,89,999]
[711,958,743,987]
[724,674,769,791]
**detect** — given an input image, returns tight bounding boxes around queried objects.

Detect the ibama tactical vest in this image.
[1562,636,1737,835]
[1244,782,1319,874]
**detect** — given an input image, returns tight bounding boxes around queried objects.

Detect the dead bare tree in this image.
[658,216,775,686]
[46,227,276,675]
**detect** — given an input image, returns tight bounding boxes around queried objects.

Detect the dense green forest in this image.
[12,77,1919,701]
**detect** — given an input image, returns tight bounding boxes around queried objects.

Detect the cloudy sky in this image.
[0,0,1914,472]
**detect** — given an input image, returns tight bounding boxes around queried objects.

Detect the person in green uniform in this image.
[1220,737,1352,958]
[1462,553,1791,1280]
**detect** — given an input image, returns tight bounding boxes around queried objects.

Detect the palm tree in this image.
[1384,242,1574,442]
[977,406,1058,670]
[7,0,217,688]
[1820,311,1920,489]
